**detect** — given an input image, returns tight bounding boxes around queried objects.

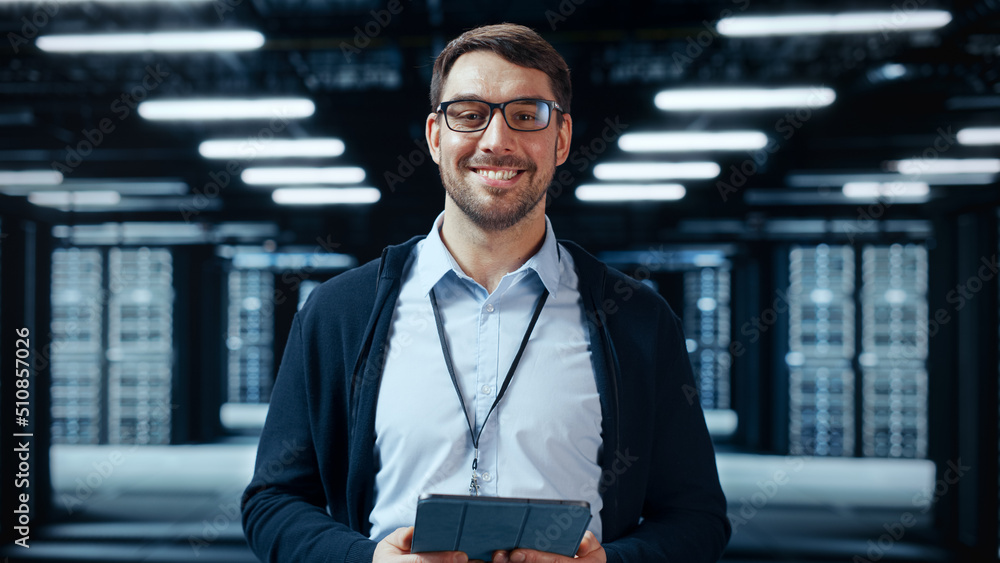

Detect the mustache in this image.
[461,155,536,171]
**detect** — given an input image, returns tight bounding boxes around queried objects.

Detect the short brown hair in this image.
[429,23,572,117]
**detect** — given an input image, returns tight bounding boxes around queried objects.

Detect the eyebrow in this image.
[444,93,551,103]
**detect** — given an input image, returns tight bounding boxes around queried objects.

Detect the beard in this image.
[439,149,553,232]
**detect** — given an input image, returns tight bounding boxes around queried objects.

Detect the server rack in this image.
[860,244,929,459]
[786,244,856,457]
[226,268,275,405]
[683,266,732,411]
[50,249,103,444]
[49,247,174,445]
[106,248,173,445]
[785,243,929,459]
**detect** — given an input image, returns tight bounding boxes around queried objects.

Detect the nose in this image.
[477,107,516,154]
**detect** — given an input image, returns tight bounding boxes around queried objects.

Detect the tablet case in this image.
[411,494,592,561]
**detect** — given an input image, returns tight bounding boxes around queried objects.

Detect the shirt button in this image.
[481,384,492,395]
[484,303,495,313]
[481,472,492,482]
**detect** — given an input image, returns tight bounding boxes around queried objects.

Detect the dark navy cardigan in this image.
[241,236,731,563]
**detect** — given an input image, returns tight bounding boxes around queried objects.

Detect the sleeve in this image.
[241,314,379,563]
[602,309,732,563]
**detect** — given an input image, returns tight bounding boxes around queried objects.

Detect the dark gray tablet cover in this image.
[410,494,592,561]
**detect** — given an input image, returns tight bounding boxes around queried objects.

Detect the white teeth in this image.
[475,169,518,181]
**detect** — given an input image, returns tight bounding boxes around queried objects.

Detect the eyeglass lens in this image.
[444,100,553,132]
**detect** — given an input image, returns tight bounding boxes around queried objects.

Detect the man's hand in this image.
[492,531,606,563]
[374,526,472,563]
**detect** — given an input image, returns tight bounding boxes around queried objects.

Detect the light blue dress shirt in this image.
[369,212,603,543]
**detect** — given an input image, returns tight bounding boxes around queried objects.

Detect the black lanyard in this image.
[428,286,549,496]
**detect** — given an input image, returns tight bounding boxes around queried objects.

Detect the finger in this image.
[576,531,600,557]
[385,526,415,551]
[492,550,509,563]
[507,548,563,563]
[401,551,469,563]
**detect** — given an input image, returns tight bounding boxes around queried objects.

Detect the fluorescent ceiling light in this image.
[37,30,264,53]
[787,171,995,187]
[139,98,314,121]
[876,63,908,80]
[958,127,1000,146]
[242,167,366,185]
[655,87,836,111]
[28,191,121,207]
[3,179,186,197]
[717,11,952,36]
[842,182,929,199]
[199,138,345,159]
[888,158,1000,175]
[0,170,63,185]
[620,131,768,152]
[593,162,720,180]
[271,187,381,205]
[575,184,686,202]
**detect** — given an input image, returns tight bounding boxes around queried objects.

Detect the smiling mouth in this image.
[471,168,523,181]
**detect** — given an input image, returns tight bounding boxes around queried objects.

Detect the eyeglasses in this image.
[436,98,563,132]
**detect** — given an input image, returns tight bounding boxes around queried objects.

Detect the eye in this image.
[507,101,544,124]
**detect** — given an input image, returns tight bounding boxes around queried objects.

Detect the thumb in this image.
[386,526,415,552]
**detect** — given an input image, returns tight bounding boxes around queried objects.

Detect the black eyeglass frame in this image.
[435,98,565,133]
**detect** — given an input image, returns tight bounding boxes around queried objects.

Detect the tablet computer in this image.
[410,493,592,561]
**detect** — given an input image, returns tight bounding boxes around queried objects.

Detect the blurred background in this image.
[0,0,998,561]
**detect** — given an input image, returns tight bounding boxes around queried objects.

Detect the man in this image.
[242,23,730,563]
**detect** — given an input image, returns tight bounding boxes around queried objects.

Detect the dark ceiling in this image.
[1,0,998,255]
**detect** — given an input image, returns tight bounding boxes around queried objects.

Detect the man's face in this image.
[426,50,572,232]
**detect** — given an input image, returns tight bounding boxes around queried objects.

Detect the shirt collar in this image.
[415,211,563,298]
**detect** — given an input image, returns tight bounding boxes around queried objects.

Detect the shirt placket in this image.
[474,283,504,496]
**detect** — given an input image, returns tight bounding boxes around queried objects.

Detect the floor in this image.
[0,442,959,563]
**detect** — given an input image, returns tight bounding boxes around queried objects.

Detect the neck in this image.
[439,201,546,294]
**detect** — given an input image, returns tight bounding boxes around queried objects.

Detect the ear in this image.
[425,112,442,165]
[554,113,573,166]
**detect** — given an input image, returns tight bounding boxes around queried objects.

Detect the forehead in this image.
[441,50,556,102]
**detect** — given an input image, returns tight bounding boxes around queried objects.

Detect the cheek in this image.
[441,137,475,163]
